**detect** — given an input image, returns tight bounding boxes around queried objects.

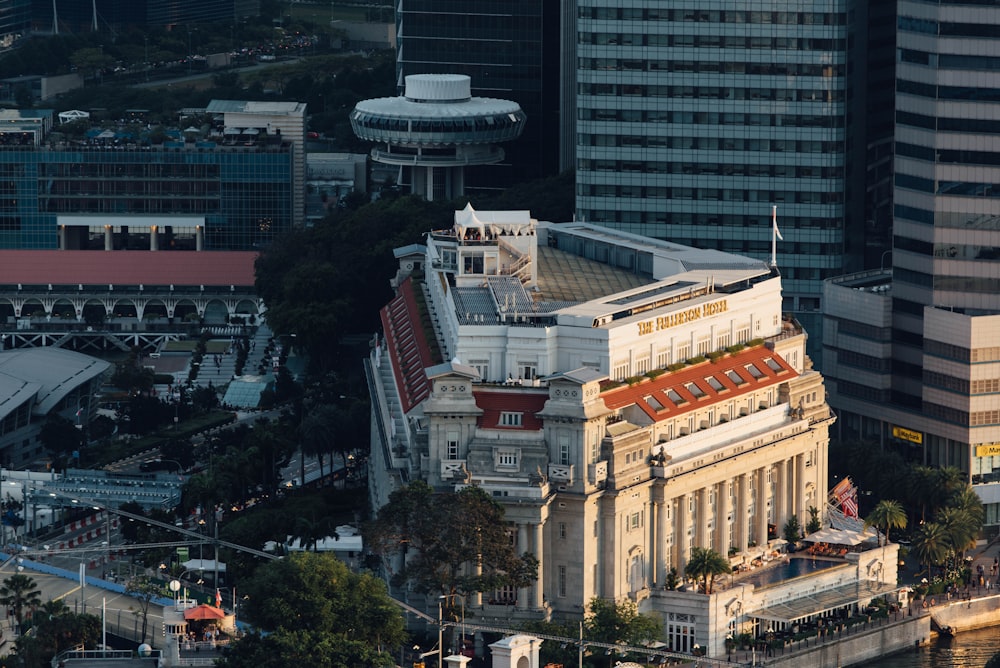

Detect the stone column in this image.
[196,225,204,251]
[651,500,661,586]
[796,453,806,524]
[104,225,113,251]
[718,480,732,556]
[150,225,159,251]
[736,474,749,553]
[675,494,689,574]
[516,524,529,610]
[774,460,786,535]
[533,523,544,608]
[697,487,709,549]
[755,467,769,548]
[58,225,65,250]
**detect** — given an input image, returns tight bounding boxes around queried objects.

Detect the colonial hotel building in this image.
[368,208,900,657]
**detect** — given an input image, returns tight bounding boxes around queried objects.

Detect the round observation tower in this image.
[350,74,526,201]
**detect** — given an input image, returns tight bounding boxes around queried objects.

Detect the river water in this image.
[860,626,1000,667]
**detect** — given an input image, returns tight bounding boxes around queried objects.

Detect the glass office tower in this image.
[575,2,849,333]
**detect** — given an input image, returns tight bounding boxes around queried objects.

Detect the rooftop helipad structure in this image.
[351,74,526,200]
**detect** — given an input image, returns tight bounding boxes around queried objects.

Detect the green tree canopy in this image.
[125,575,163,643]
[911,522,951,576]
[864,499,907,547]
[217,553,405,668]
[14,600,100,667]
[585,597,663,647]
[365,481,538,602]
[684,547,730,595]
[0,573,42,632]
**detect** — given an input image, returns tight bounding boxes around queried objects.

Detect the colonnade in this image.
[655,453,809,583]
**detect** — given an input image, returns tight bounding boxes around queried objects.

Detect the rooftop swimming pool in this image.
[739,556,845,589]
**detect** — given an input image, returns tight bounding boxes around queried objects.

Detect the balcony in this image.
[548,464,573,484]
[589,460,608,485]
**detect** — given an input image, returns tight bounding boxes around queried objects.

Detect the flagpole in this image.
[770,205,778,268]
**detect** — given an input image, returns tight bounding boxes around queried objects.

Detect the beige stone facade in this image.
[367,209,879,658]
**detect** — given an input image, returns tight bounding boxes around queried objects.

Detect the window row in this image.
[896,172,1000,199]
[924,371,1000,396]
[580,134,846,157]
[901,48,1000,72]
[898,79,1000,104]
[579,155,842,174]
[898,142,1000,168]
[577,78,842,103]
[579,183,841,205]
[925,403,1000,427]
[925,340,1000,364]
[579,7,845,25]
[895,235,1000,262]
[577,209,843,231]
[581,33,845,51]
[835,349,891,372]
[649,391,778,441]
[579,59,841,77]
[580,107,843,129]
[895,207,1000,230]
[830,317,893,342]
[835,379,891,403]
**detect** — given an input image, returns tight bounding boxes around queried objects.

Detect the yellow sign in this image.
[891,426,923,445]
[976,444,1000,458]
[637,299,728,336]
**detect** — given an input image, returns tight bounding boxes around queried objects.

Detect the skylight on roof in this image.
[684,382,705,398]
[746,364,764,379]
[666,389,686,404]
[764,357,783,372]
[726,370,746,385]
[646,395,666,411]
[706,376,724,391]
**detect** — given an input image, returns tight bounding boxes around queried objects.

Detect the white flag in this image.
[772,206,783,241]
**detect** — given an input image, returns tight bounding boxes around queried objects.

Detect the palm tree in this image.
[907,466,938,525]
[684,547,730,594]
[911,522,950,578]
[864,499,907,547]
[0,573,41,632]
[949,486,985,526]
[936,507,978,560]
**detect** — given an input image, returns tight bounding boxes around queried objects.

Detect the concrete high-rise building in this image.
[824,0,1000,527]
[394,0,566,190]
[574,2,851,350]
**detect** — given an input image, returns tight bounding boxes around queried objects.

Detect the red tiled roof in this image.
[601,346,797,421]
[380,276,436,413]
[0,251,258,286]
[474,389,547,430]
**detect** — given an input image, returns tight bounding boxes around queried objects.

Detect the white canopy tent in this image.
[802,527,873,546]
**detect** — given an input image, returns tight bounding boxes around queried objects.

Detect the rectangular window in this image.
[559,434,571,465]
[497,449,519,469]
[500,412,523,427]
[559,522,567,539]
[447,431,459,459]
[558,565,567,597]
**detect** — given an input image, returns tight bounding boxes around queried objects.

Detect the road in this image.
[0,555,169,647]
